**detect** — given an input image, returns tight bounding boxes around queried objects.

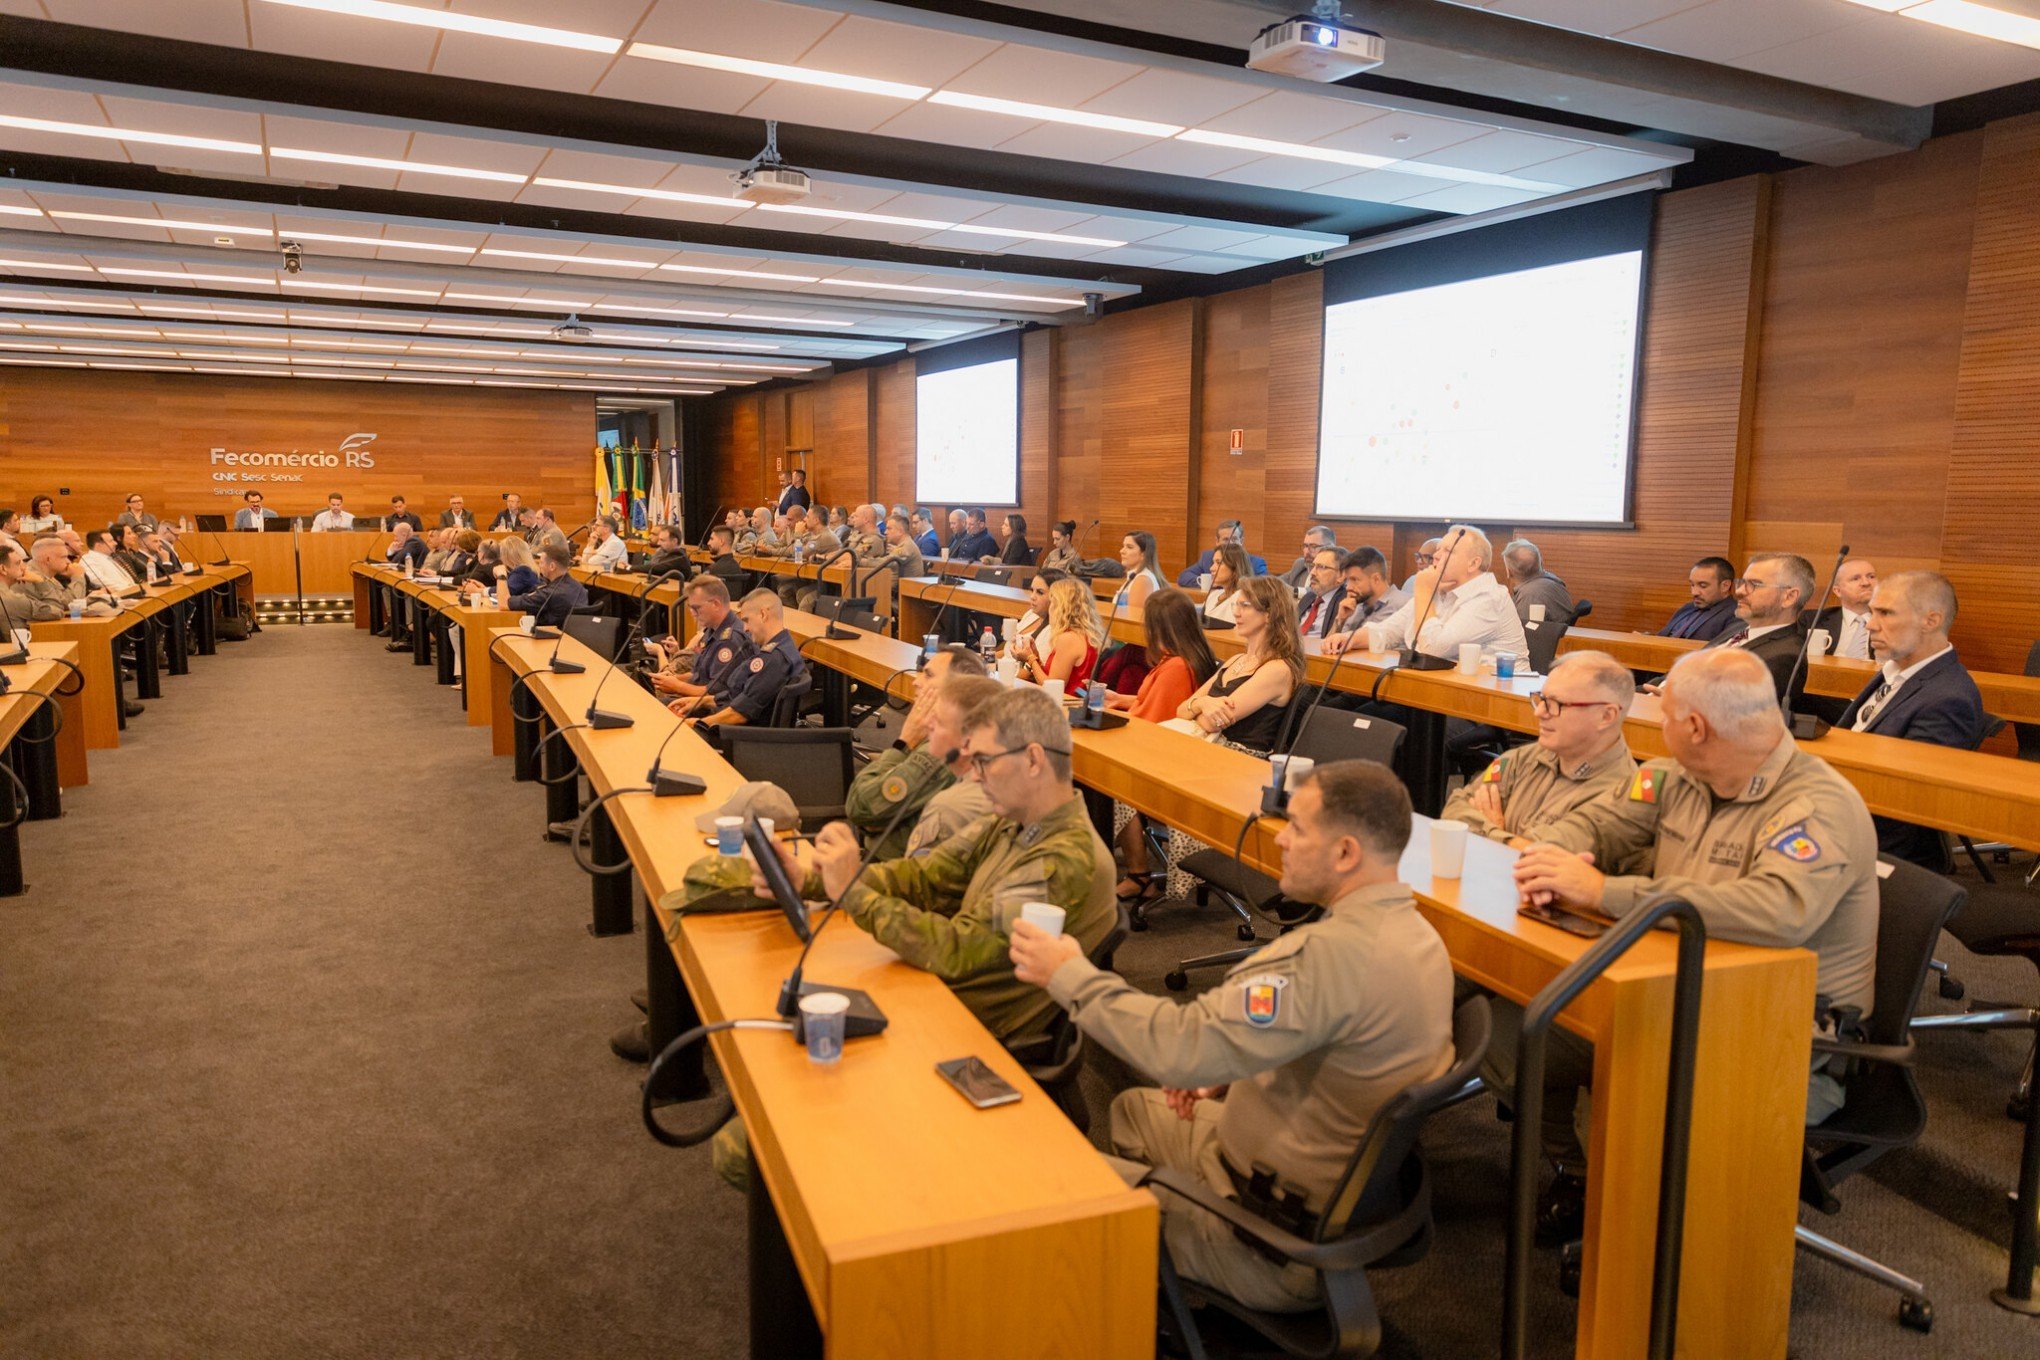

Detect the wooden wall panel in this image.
[1942,113,2040,675]
[0,369,595,529]
[1054,319,1105,560]
[1059,300,1198,570]
[702,393,764,523]
[873,360,916,513]
[814,369,874,508]
[1196,288,1270,562]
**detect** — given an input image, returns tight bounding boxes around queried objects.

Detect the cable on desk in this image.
[533,721,591,787]
[38,654,86,698]
[11,690,63,745]
[569,784,652,878]
[0,759,28,830]
[641,1019,793,1148]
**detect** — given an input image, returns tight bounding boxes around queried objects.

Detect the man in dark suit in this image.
[1808,558,1878,661]
[1840,570,1985,868]
[383,496,423,532]
[775,468,811,516]
[436,495,476,530]
[1703,552,1814,714]
[1656,556,1742,641]
[1293,545,1345,639]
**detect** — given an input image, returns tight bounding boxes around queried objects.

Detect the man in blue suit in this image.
[1839,570,1986,869]
[1175,519,1268,587]
[1655,556,1742,641]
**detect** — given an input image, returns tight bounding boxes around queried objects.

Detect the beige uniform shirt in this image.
[1049,881,1456,1217]
[843,528,888,565]
[1535,736,1878,1021]
[1440,739,1637,846]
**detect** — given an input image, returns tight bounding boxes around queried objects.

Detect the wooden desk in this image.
[194,529,389,596]
[0,639,87,792]
[483,628,1157,1358]
[777,614,1811,1360]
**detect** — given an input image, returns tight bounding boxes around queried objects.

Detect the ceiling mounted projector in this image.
[1247,9,1385,81]
[731,120,811,205]
[551,315,594,342]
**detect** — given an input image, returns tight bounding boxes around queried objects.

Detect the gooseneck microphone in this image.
[582,570,686,730]
[0,591,30,666]
[1781,543,1850,740]
[1394,526,1468,673]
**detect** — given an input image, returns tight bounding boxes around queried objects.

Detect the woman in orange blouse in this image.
[1111,588,1219,900]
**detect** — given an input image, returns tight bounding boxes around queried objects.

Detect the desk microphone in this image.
[0,592,29,666]
[1393,526,1467,673]
[205,529,232,567]
[582,570,685,730]
[1070,588,1123,727]
[1781,542,1849,740]
[1071,516,1100,563]
[816,546,860,640]
[1263,622,1369,816]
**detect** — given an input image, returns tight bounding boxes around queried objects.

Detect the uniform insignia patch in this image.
[716,646,732,663]
[1240,973,1289,1027]
[1628,767,1660,803]
[1481,758,1507,785]
[881,775,908,803]
[1768,821,1821,863]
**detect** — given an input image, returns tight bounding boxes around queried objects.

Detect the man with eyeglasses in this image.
[1280,526,1338,592]
[1401,536,1444,593]
[1441,652,1638,846]
[1702,552,1815,713]
[653,575,752,704]
[1177,519,1269,587]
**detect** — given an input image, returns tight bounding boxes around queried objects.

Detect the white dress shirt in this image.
[311,509,355,532]
[1203,587,1242,625]
[81,549,138,593]
[582,534,627,570]
[1850,646,1951,731]
[1363,571,1530,662]
[1832,607,1871,661]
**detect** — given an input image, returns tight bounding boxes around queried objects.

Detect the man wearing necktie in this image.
[1811,559,1878,660]
[1654,557,1742,641]
[1294,546,1344,640]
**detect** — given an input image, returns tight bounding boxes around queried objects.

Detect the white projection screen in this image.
[915,334,1020,507]
[1315,196,1652,528]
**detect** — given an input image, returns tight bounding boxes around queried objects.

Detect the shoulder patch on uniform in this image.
[716,646,732,663]
[749,657,764,673]
[880,775,909,803]
[1241,974,1289,1027]
[1481,756,1508,785]
[1628,767,1660,803]
[1767,821,1822,863]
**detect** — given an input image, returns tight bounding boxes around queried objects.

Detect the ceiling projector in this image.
[1247,13,1385,81]
[551,316,594,342]
[731,120,812,205]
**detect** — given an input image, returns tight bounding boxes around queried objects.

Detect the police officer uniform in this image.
[685,614,753,694]
[1045,881,1456,1312]
[1497,734,1879,1170]
[1439,739,1636,845]
[702,627,805,725]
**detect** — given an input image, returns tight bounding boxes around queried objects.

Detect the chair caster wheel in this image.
[1164,971,1189,992]
[2009,1092,2032,1123]
[1129,912,1149,932]
[1236,923,1257,942]
[1558,1241,1582,1298]
[1898,1298,1933,1333]
[1939,976,1965,1000]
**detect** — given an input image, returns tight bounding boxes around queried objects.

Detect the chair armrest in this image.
[1810,1036,1915,1066]
[1141,1167,1423,1273]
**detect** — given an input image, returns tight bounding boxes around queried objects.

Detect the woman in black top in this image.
[998,513,1033,566]
[1176,576,1304,753]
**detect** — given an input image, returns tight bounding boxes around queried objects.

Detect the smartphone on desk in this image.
[936,1056,1022,1109]
[1518,901,1609,939]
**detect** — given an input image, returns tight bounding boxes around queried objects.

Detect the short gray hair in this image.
[1748,552,1814,607]
[1548,650,1636,712]
[1664,649,1785,744]
[964,685,1073,781]
[1882,570,1957,629]
[1442,524,1493,570]
[1502,538,1542,580]
[1306,525,1337,546]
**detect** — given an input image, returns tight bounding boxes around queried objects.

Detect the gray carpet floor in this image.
[3,624,2036,1358]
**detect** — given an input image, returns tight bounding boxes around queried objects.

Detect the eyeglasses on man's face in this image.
[1529,692,1614,720]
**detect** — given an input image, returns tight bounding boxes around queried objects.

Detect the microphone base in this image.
[182,565,203,577]
[778,981,889,1042]
[0,650,26,668]
[587,708,635,730]
[548,659,587,674]
[210,558,231,567]
[1260,784,1290,818]
[529,628,562,640]
[824,624,858,640]
[1790,712,1832,740]
[1397,649,1456,671]
[650,768,708,797]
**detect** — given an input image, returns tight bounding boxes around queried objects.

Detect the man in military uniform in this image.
[1009,760,1456,1313]
[0,542,48,623]
[21,538,115,617]
[1440,651,1637,845]
[1503,648,1878,1238]
[860,510,925,620]
[844,660,993,859]
[653,576,750,706]
[681,589,805,728]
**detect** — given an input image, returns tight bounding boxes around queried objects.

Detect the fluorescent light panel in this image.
[51,211,273,235]
[1176,129,1563,191]
[1870,0,2040,48]
[0,113,260,155]
[258,0,622,53]
[270,147,528,184]
[286,230,477,254]
[531,177,750,211]
[625,43,930,100]
[927,90,1182,138]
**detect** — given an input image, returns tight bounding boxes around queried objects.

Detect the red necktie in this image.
[1300,596,1323,633]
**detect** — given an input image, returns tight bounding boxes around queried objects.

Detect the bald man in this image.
[1810,558,1878,661]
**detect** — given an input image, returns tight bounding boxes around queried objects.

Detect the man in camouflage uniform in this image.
[1439,651,1638,846]
[841,653,992,859]
[1502,647,1879,1240]
[1010,761,1456,1312]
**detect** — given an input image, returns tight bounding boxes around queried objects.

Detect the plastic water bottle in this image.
[979,627,997,667]
[794,540,805,565]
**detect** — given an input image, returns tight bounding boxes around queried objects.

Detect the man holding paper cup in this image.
[1009,761,1455,1313]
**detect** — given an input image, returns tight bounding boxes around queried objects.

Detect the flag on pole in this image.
[594,442,611,525]
[629,442,648,530]
[647,447,667,529]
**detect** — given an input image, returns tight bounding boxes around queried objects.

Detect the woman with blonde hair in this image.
[1014,576,1103,691]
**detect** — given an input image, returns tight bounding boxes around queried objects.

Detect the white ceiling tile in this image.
[44,0,252,46]
[630,0,844,60]
[249,4,442,71]
[1736,17,2040,106]
[1310,110,1491,161]
[1515,144,1678,187]
[983,123,1160,163]
[1194,90,1385,141]
[1073,246,1188,269]
[736,82,911,134]
[939,42,1146,105]
[1207,158,1362,193]
[1308,167,1465,204]
[1487,0,1697,30]
[866,100,1033,150]
[1133,225,1265,253]
[949,203,1096,233]
[1077,67,1266,126]
[1617,0,1864,63]
[1394,182,1547,214]
[426,35,618,92]
[1217,234,1324,262]
[1102,139,1257,178]
[796,13,1000,86]
[593,62,765,111]
[399,130,547,178]
[612,198,754,226]
[1415,127,1593,174]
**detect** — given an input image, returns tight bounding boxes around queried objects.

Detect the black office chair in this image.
[717,724,855,826]
[1008,905,1131,1134]
[1912,879,2040,1121]
[1519,598,1582,678]
[1796,856,1967,1333]
[1152,997,1490,1360]
[1165,714,1407,986]
[769,667,816,727]
[562,609,622,661]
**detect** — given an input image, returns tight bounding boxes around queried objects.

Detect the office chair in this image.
[1007,906,1131,1134]
[1152,997,1490,1360]
[1520,598,1584,678]
[1448,599,1590,779]
[1164,713,1406,988]
[1912,879,2040,1121]
[1794,856,1967,1334]
[768,668,816,728]
[717,724,855,827]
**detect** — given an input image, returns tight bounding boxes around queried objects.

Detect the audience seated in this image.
[1113,532,1166,609]
[677,588,806,729]
[1107,588,1220,904]
[1177,519,1269,587]
[842,655,996,860]
[1503,537,1574,625]
[1014,578,1104,691]
[1039,519,1081,573]
[1201,542,1254,625]
[1177,577,1302,754]
[1810,558,1878,661]
[1293,544,1345,639]
[1330,524,1528,663]
[1326,547,1408,640]
[1656,556,1742,641]
[1701,552,1814,713]
[1278,525,1338,591]
[1400,536,1444,592]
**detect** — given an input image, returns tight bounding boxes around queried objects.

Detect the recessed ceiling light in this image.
[0,259,95,272]
[586,302,732,320]
[287,230,477,254]
[161,331,291,344]
[50,210,275,235]
[1175,129,1564,192]
[730,313,857,327]
[1878,0,2040,48]
[442,292,594,309]
[191,366,291,376]
[813,277,1083,306]
[753,202,1123,248]
[658,263,822,284]
[625,43,931,100]
[88,362,192,372]
[0,114,261,155]
[530,177,753,211]
[0,295,134,310]
[280,278,443,297]
[100,267,278,285]
[270,148,529,184]
[0,356,88,367]
[258,0,623,53]
[927,91,1182,139]
[660,337,779,351]
[58,345,166,357]
[479,247,663,270]
[21,322,136,336]
[0,205,44,217]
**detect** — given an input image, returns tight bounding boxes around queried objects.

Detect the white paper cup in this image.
[1528,603,1547,623]
[517,615,535,635]
[996,655,1020,683]
[1281,754,1315,793]
[1430,821,1469,878]
[1807,628,1831,660]
[1041,678,1066,703]
[1001,618,1018,642]
[1019,901,1067,937]
[799,991,851,1064]
[1457,642,1482,674]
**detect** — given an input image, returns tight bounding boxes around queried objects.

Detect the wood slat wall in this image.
[0,369,595,530]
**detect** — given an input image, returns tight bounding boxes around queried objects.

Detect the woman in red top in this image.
[1110,588,1220,901]
[1014,577,1104,691]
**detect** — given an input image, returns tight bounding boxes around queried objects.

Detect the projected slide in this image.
[916,358,1019,506]
[1316,252,1643,525]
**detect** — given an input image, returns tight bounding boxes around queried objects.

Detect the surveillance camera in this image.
[280,240,304,275]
